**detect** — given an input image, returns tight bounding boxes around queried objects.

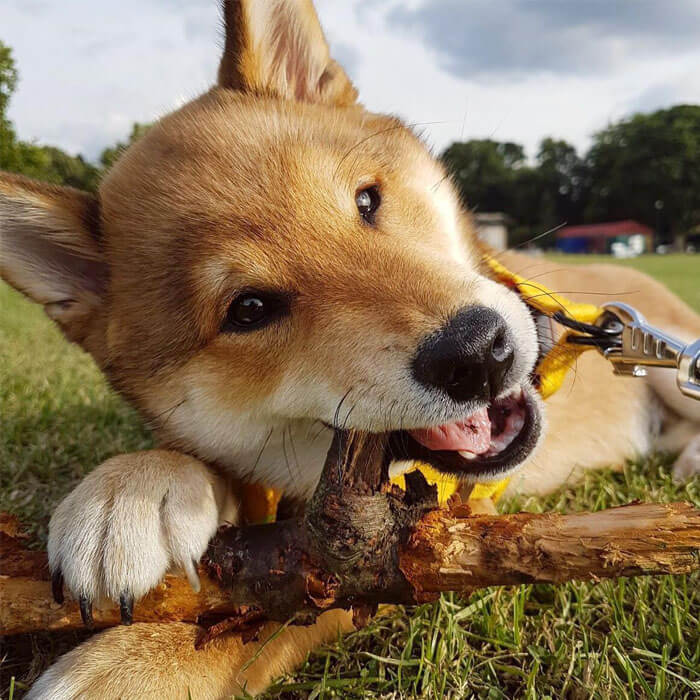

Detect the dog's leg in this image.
[646,330,700,481]
[654,416,700,482]
[669,434,700,482]
[28,450,354,699]
[46,450,237,617]
[648,371,700,481]
[654,418,699,453]
[26,612,353,699]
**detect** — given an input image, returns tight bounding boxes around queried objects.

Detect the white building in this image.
[473,212,509,251]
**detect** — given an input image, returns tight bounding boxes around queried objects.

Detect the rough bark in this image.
[2,431,699,637]
[203,431,438,624]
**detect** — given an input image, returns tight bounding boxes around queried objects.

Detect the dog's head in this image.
[0,0,542,495]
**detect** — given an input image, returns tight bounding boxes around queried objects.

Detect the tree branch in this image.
[1,430,698,638]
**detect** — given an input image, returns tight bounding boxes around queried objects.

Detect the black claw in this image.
[79,594,94,629]
[119,591,134,626]
[51,570,64,605]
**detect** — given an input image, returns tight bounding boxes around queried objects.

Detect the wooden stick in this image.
[2,500,698,637]
[0,513,237,636]
[400,501,700,599]
[2,431,699,637]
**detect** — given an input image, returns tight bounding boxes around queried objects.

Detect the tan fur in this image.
[218,0,357,106]
[28,612,354,699]
[0,0,697,697]
[0,173,104,348]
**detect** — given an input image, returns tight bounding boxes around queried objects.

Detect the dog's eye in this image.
[222,292,287,332]
[355,185,381,224]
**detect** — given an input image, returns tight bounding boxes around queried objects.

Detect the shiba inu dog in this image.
[1,0,699,696]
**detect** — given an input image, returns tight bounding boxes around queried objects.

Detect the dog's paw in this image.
[672,434,700,483]
[48,451,223,625]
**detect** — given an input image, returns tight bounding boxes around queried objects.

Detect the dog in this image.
[1,0,699,696]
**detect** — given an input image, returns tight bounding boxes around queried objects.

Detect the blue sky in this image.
[2,0,699,161]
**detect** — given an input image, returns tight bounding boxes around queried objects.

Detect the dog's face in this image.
[0,0,542,496]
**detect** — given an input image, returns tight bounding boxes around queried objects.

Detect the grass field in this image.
[544,254,700,312]
[1,254,698,698]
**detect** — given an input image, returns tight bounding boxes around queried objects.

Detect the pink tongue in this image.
[410,407,492,454]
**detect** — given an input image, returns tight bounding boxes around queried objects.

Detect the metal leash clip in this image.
[554,302,700,401]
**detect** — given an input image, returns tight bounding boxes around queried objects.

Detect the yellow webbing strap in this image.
[484,256,601,400]
[392,255,604,506]
[242,256,605,522]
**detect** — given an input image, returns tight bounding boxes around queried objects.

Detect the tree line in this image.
[443,106,700,246]
[2,40,698,246]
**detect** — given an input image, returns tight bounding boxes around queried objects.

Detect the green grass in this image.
[1,254,698,698]
[543,254,700,312]
[0,284,151,543]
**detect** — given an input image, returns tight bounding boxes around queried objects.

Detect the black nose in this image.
[412,306,515,403]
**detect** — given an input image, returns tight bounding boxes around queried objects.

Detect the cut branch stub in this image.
[203,430,438,621]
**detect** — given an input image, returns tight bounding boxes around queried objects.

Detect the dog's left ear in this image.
[218,0,358,106]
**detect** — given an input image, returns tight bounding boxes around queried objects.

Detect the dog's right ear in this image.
[218,0,358,106]
[0,172,107,347]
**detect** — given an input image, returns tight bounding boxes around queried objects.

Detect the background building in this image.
[473,212,510,251]
[555,220,654,255]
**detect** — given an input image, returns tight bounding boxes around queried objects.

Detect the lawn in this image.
[1,254,698,698]
[543,254,700,312]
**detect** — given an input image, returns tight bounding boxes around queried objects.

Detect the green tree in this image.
[586,105,700,239]
[441,139,525,214]
[509,167,546,246]
[0,41,20,170]
[0,42,17,124]
[13,144,100,191]
[441,137,586,247]
[535,137,588,230]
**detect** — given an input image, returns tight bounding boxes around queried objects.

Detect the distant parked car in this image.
[611,241,639,258]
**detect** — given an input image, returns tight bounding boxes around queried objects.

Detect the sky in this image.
[2,0,700,162]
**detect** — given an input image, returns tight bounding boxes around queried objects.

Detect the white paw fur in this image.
[48,450,227,603]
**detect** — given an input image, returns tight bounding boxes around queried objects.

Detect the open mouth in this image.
[389,385,541,480]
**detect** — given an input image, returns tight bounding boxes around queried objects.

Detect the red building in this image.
[556,220,654,254]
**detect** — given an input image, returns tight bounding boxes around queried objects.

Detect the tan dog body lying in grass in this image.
[1,0,699,696]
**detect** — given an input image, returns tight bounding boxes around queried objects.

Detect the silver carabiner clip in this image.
[594,302,700,400]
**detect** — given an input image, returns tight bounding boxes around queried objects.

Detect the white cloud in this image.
[386,0,700,78]
[3,0,219,158]
[2,0,698,162]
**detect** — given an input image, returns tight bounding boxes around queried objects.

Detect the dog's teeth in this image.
[458,450,478,460]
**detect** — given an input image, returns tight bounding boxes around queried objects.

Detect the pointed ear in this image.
[218,0,358,106]
[0,172,107,346]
